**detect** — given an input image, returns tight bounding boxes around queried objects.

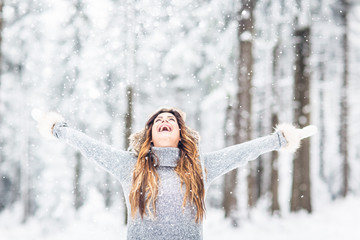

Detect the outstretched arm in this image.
[32,109,136,182]
[203,131,286,184]
[202,124,317,184]
[53,122,136,182]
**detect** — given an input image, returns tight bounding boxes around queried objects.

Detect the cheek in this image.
[151,125,157,134]
[173,124,180,137]
[151,125,158,138]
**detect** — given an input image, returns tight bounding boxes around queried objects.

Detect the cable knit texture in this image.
[52,123,288,240]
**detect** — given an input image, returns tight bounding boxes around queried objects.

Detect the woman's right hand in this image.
[31,108,65,139]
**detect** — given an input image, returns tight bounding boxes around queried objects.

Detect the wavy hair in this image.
[129,108,206,223]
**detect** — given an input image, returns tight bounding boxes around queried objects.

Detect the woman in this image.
[32,107,317,240]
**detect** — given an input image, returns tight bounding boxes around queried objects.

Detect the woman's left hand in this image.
[275,123,318,153]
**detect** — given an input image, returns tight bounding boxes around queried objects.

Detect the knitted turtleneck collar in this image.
[151,147,180,167]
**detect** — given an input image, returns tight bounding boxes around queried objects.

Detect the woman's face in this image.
[151,112,181,148]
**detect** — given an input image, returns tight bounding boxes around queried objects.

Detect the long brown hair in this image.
[129,108,206,222]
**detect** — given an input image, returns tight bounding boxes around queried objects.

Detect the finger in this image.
[299,125,318,139]
[31,108,44,122]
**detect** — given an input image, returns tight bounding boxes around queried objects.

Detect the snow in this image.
[206,195,360,239]
[240,31,253,41]
[1,0,360,239]
[241,9,251,19]
[1,194,358,239]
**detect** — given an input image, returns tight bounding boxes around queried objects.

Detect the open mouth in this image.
[158,124,172,132]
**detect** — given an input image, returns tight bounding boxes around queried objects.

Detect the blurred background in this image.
[0,0,359,239]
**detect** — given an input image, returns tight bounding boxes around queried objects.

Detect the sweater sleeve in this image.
[202,131,287,184]
[52,122,136,182]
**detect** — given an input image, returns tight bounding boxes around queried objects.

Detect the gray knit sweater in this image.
[53,122,287,240]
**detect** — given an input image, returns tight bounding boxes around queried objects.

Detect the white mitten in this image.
[31,108,65,139]
[275,123,318,153]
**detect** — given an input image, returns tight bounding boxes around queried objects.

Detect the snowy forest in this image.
[0,0,359,239]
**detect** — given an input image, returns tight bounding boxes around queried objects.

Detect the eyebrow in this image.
[155,115,175,119]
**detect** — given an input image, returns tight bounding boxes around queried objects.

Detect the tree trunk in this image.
[21,138,30,223]
[102,126,114,209]
[21,102,31,223]
[223,169,238,224]
[102,72,117,208]
[339,0,349,198]
[102,127,114,209]
[290,27,312,213]
[64,0,88,211]
[74,152,83,210]
[222,99,238,226]
[0,0,4,168]
[104,173,112,208]
[270,41,281,215]
[237,0,256,210]
[123,85,134,224]
[125,86,133,152]
[270,116,280,215]
[255,107,265,201]
[0,0,3,84]
[18,60,36,223]
[318,50,326,182]
[122,0,137,225]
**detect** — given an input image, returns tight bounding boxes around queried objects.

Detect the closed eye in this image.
[155,118,175,122]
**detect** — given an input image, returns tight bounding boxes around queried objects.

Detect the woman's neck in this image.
[151,147,180,167]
